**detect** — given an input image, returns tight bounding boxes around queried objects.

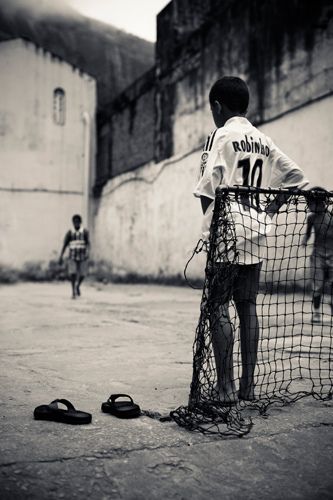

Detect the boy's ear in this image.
[213,100,222,114]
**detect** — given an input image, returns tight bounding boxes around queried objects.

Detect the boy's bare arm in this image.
[59,232,70,263]
[266,193,290,216]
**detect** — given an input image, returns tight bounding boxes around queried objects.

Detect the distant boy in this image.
[302,189,333,323]
[59,215,90,299]
[194,76,308,404]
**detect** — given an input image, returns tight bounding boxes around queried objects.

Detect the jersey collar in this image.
[223,116,250,128]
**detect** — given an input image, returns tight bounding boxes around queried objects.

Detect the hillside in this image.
[0,0,155,110]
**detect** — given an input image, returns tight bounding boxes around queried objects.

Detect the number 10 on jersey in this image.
[238,158,263,188]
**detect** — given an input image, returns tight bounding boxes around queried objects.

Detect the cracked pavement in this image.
[0,282,332,499]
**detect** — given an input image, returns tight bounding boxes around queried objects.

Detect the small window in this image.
[53,88,66,125]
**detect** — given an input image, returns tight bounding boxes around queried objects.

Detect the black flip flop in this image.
[101,394,141,419]
[34,399,92,425]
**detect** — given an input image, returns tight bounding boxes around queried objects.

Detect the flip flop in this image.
[33,399,92,425]
[101,394,141,419]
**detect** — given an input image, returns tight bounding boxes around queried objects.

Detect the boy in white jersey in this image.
[59,214,90,299]
[302,188,333,323]
[194,76,308,403]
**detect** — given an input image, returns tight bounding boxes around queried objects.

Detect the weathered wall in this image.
[110,69,156,177]
[160,0,333,158]
[95,0,332,185]
[259,97,333,189]
[93,150,201,279]
[93,94,333,279]
[0,39,96,267]
[93,0,333,279]
[0,191,86,267]
[95,69,156,189]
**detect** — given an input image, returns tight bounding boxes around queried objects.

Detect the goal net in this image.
[171,187,333,437]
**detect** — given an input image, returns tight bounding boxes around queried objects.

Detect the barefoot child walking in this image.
[59,215,90,299]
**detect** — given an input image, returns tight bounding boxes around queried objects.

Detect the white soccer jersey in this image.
[194,116,308,264]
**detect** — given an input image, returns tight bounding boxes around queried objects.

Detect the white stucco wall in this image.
[93,94,333,279]
[0,39,96,267]
[93,152,203,278]
[259,97,333,190]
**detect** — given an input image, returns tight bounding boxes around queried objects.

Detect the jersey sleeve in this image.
[193,135,226,199]
[268,139,309,189]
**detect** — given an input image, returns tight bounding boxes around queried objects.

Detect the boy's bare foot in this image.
[188,385,238,407]
[211,384,238,405]
[238,392,256,401]
[238,382,256,401]
[217,391,238,405]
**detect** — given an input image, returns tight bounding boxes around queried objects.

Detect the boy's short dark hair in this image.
[209,76,249,114]
[72,214,82,222]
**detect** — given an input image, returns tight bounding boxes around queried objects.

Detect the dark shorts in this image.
[209,262,262,305]
[68,259,88,277]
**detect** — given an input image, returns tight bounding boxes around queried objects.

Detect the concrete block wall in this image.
[95,69,156,187]
[111,70,156,177]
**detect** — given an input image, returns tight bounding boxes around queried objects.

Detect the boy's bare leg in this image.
[76,262,87,297]
[70,274,76,299]
[211,303,237,403]
[312,263,323,323]
[312,293,321,323]
[236,300,259,400]
[76,276,84,297]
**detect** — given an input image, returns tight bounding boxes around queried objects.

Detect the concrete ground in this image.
[0,282,332,500]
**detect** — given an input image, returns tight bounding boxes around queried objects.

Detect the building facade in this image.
[0,39,96,267]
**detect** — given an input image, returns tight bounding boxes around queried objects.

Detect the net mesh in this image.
[171,187,333,437]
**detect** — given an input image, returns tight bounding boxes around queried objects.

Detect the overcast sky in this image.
[69,0,171,41]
